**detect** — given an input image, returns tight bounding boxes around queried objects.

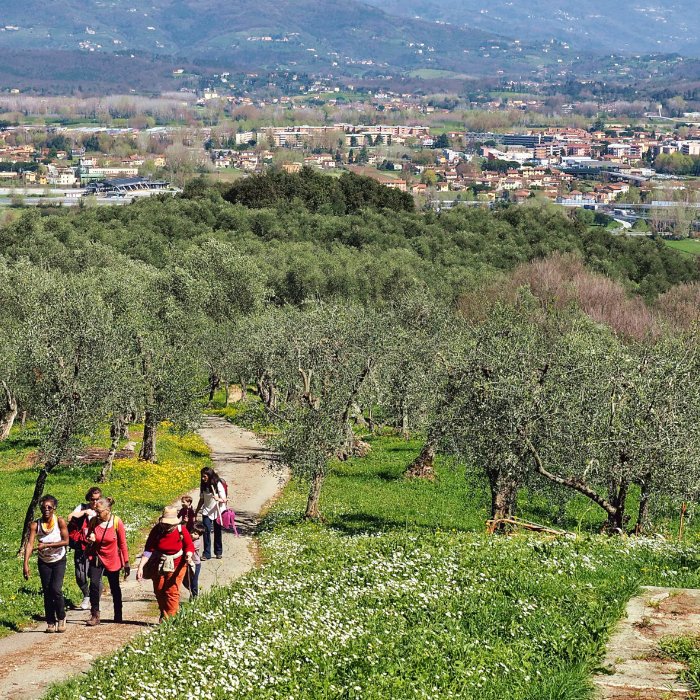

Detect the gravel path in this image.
[0,416,282,700]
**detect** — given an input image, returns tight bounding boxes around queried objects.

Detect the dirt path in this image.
[594,586,700,699]
[0,416,282,700]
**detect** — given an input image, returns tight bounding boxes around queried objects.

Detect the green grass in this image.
[408,69,466,79]
[0,424,210,636]
[207,168,247,183]
[660,636,700,693]
[47,429,700,700]
[665,239,700,257]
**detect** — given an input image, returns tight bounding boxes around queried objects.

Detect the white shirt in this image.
[200,482,226,519]
[36,517,66,563]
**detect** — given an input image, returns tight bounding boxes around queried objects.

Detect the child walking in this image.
[183,522,204,598]
[177,495,196,533]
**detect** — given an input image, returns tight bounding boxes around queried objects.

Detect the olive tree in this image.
[176,241,268,405]
[0,259,58,439]
[528,329,700,532]
[136,265,206,462]
[18,276,122,551]
[268,301,384,518]
[438,301,559,521]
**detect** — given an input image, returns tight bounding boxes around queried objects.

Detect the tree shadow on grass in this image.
[327,512,473,537]
[0,436,39,454]
[331,465,404,482]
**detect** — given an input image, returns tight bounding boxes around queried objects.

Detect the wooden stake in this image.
[678,502,687,542]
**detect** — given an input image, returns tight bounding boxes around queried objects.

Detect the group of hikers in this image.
[22,466,230,632]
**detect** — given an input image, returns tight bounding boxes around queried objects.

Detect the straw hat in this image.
[160,506,181,526]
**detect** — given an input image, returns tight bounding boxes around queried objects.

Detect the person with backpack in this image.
[67,486,102,610]
[136,506,195,620]
[194,467,226,560]
[86,497,129,626]
[22,495,69,633]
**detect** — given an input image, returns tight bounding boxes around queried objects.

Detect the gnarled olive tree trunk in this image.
[100,416,125,482]
[305,470,325,520]
[139,408,157,462]
[0,380,18,441]
[405,435,437,480]
[488,470,519,522]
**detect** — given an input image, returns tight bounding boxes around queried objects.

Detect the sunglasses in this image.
[41,505,56,510]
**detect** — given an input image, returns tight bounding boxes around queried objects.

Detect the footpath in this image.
[0,416,281,700]
[594,586,700,699]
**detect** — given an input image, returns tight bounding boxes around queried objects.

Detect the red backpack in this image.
[67,513,91,551]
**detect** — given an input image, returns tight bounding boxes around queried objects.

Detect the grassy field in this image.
[207,168,248,184]
[665,239,700,257]
[0,423,210,636]
[47,422,700,700]
[408,69,468,80]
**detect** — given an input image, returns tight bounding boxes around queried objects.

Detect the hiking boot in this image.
[79,596,91,610]
[86,612,100,627]
[56,618,66,633]
[45,623,56,633]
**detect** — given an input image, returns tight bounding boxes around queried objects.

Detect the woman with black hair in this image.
[195,467,226,560]
[67,485,103,610]
[22,495,69,633]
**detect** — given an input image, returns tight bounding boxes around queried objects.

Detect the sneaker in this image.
[45,623,56,633]
[215,554,222,559]
[56,619,66,633]
[79,596,91,610]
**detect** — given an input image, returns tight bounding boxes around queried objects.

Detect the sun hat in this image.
[160,506,181,526]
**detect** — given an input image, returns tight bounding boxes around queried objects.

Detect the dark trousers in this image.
[202,515,222,558]
[38,557,66,624]
[183,563,201,597]
[89,561,122,621]
[74,548,90,597]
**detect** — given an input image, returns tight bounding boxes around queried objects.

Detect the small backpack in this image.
[219,508,239,536]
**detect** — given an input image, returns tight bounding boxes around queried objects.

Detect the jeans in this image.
[182,563,201,597]
[202,515,222,558]
[89,561,122,621]
[74,548,90,597]
[38,557,66,624]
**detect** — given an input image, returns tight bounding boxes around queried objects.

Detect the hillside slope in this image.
[361,0,700,56]
[0,0,566,76]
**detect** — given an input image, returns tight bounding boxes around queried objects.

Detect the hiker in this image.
[195,467,226,560]
[136,506,195,620]
[67,486,102,610]
[22,495,69,633]
[177,494,196,533]
[86,497,130,626]
[183,522,204,598]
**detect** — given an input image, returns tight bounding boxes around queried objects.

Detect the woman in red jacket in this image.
[136,506,195,621]
[86,497,130,626]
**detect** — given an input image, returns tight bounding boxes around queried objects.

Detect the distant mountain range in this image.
[360,0,700,57]
[0,0,698,93]
[0,0,569,78]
